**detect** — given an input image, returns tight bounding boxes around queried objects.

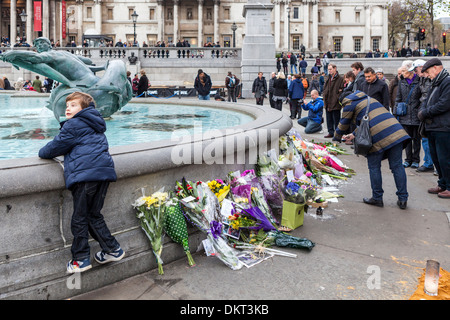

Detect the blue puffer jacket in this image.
[302,97,324,124]
[39,105,117,189]
[288,78,305,100]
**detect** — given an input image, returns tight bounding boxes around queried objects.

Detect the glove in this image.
[417,110,425,121]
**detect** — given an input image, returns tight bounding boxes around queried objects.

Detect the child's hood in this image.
[72,105,106,133]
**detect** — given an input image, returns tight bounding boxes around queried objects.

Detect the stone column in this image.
[382,5,388,51]
[173,0,180,42]
[11,0,17,45]
[95,0,102,35]
[303,0,309,49]
[50,0,56,41]
[26,0,33,43]
[241,0,275,98]
[364,4,371,52]
[274,0,281,49]
[311,0,318,51]
[213,0,220,44]
[43,0,49,39]
[76,0,84,43]
[284,0,290,51]
[157,0,164,42]
[198,0,204,47]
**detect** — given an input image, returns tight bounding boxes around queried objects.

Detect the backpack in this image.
[228,76,236,87]
[302,78,308,89]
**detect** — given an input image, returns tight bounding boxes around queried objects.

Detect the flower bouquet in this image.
[163,198,196,267]
[207,179,230,203]
[176,178,243,270]
[133,190,168,275]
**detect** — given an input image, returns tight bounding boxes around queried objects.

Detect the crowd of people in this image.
[251,56,449,209]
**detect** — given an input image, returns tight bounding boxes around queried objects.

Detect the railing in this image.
[0,46,241,62]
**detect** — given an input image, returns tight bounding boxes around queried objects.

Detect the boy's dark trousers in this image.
[70,181,120,261]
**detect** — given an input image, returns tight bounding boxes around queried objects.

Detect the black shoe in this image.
[397,200,407,210]
[363,197,384,207]
[416,165,434,173]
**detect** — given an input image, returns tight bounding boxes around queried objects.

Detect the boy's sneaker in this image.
[67,258,92,273]
[94,247,125,265]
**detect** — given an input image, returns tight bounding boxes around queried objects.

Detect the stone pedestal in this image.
[241,0,275,99]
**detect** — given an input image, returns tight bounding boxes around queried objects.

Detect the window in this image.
[293,7,299,19]
[223,36,231,47]
[107,8,113,20]
[149,8,155,20]
[372,38,380,51]
[187,8,193,20]
[147,35,157,47]
[333,37,342,51]
[355,11,360,23]
[354,38,362,52]
[318,37,322,51]
[224,8,230,20]
[293,35,300,50]
[335,11,340,23]
[128,9,135,20]
[87,7,92,19]
[318,10,321,23]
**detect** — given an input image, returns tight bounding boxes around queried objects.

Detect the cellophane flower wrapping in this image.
[176,178,243,270]
[133,191,168,275]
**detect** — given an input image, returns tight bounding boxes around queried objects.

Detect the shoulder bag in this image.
[395,83,416,117]
[354,97,372,156]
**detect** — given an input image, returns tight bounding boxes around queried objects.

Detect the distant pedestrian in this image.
[225,71,239,103]
[252,72,267,106]
[137,69,148,97]
[272,72,288,111]
[194,69,212,100]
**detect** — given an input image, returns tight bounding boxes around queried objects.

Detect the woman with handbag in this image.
[334,91,410,210]
[395,63,421,169]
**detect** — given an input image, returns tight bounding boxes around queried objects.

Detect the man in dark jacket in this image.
[39,92,124,273]
[290,53,298,74]
[418,58,450,199]
[194,69,212,100]
[360,67,390,110]
[322,63,344,138]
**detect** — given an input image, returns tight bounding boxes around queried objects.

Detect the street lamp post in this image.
[231,22,237,47]
[19,9,27,44]
[287,7,291,52]
[131,10,138,47]
[404,19,412,49]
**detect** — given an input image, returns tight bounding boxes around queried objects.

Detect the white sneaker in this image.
[94,247,125,265]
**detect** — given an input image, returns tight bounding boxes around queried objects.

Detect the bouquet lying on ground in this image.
[133,191,168,275]
[164,198,196,267]
[176,178,243,270]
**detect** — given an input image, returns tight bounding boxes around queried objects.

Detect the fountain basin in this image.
[0,97,292,300]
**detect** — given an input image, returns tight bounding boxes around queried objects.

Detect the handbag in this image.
[394,84,416,116]
[353,97,373,156]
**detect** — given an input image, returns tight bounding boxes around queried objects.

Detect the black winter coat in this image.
[137,75,149,96]
[194,73,212,96]
[395,75,421,126]
[273,78,288,97]
[419,69,450,132]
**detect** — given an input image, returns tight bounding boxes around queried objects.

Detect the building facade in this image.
[1,0,388,53]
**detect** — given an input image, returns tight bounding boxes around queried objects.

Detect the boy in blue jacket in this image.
[39,92,124,273]
[297,89,323,134]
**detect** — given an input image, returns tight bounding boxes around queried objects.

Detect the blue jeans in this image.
[366,143,408,201]
[198,94,210,100]
[428,131,450,191]
[290,64,298,74]
[298,117,322,134]
[421,138,434,168]
[70,181,120,260]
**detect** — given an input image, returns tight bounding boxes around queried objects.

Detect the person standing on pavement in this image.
[299,57,308,75]
[411,59,434,173]
[288,74,305,119]
[252,72,267,106]
[137,69,149,97]
[389,67,403,113]
[290,52,298,75]
[322,64,344,138]
[268,72,276,109]
[395,61,422,169]
[418,58,450,199]
[351,62,365,92]
[360,67,390,110]
[225,71,239,103]
[272,72,288,111]
[334,91,410,209]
